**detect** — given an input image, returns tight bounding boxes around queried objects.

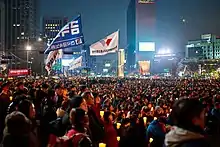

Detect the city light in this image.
[38,37,42,42]
[158,48,171,54]
[26,45,32,50]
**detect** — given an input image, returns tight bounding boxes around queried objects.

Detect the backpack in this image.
[48,131,91,147]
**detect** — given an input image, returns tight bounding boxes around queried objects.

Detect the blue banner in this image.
[44,15,84,54]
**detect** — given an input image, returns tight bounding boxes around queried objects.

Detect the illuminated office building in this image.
[42,17,68,43]
[127,0,156,72]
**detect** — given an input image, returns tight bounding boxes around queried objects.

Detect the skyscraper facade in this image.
[42,17,68,44]
[4,0,38,68]
[127,0,156,73]
[0,1,5,52]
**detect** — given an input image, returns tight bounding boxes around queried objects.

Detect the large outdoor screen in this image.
[139,42,155,51]
[62,59,73,66]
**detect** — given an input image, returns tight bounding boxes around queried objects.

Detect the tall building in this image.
[4,0,38,68]
[186,34,220,60]
[42,17,68,44]
[127,0,156,73]
[0,1,5,52]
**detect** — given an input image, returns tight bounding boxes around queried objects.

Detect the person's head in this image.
[104,111,113,124]
[18,99,36,119]
[82,91,94,106]
[41,83,49,92]
[70,96,88,112]
[93,92,101,104]
[171,98,205,129]
[17,82,24,90]
[2,82,9,92]
[5,111,31,135]
[63,88,69,101]
[69,108,89,130]
[215,102,220,109]
[54,84,63,96]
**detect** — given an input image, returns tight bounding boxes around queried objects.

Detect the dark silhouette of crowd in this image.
[0,77,219,147]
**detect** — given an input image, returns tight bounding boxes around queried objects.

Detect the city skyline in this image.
[40,0,220,52]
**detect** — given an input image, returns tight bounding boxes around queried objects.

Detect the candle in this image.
[154,117,157,120]
[100,111,104,118]
[116,123,121,129]
[151,107,154,111]
[167,113,169,117]
[117,136,120,141]
[149,138,153,143]
[143,117,147,124]
[170,109,172,112]
[10,96,13,101]
[99,143,106,147]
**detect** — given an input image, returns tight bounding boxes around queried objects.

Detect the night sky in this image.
[40,0,220,52]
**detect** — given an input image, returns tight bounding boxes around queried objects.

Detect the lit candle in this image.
[170,109,172,112]
[117,136,120,141]
[99,143,106,147]
[167,113,169,117]
[154,117,157,120]
[10,96,13,101]
[151,107,154,111]
[149,138,153,143]
[143,117,147,124]
[100,111,104,118]
[116,123,121,129]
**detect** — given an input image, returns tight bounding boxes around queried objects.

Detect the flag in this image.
[44,15,84,54]
[69,56,83,70]
[45,49,63,74]
[90,30,119,56]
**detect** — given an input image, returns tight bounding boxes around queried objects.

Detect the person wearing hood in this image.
[164,98,210,147]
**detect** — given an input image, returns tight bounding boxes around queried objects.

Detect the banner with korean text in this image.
[44,15,84,54]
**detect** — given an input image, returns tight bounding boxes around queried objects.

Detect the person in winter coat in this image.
[1,111,37,147]
[146,116,166,147]
[17,99,39,147]
[103,111,118,147]
[164,98,210,147]
[49,96,88,137]
[82,91,105,146]
[48,108,92,147]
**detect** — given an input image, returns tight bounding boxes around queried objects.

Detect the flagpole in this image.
[117,30,120,77]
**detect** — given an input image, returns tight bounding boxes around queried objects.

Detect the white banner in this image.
[69,56,83,70]
[90,31,119,56]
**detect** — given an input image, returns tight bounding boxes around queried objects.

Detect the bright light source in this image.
[158,48,171,54]
[38,37,42,42]
[26,45,32,50]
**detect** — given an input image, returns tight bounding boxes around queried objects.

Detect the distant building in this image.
[42,17,68,44]
[4,0,38,69]
[127,0,156,73]
[186,34,220,59]
[0,1,5,52]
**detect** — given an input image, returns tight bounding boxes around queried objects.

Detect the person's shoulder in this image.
[180,138,210,147]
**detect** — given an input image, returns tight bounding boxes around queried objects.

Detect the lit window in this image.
[17,37,20,39]
[17,24,20,26]
[21,32,24,35]
[13,24,16,26]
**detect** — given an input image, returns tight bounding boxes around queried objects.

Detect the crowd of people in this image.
[0,77,220,147]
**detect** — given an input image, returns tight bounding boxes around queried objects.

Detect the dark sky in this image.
[40,0,220,52]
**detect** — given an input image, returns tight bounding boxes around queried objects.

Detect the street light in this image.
[26,45,32,51]
[26,45,32,69]
[38,37,42,42]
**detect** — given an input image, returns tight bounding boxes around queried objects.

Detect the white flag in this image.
[69,56,83,70]
[90,30,119,56]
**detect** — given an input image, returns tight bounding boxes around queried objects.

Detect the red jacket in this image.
[104,122,119,147]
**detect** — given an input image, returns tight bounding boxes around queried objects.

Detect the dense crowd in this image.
[0,77,220,147]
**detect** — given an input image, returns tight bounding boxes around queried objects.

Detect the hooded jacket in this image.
[164,126,210,147]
